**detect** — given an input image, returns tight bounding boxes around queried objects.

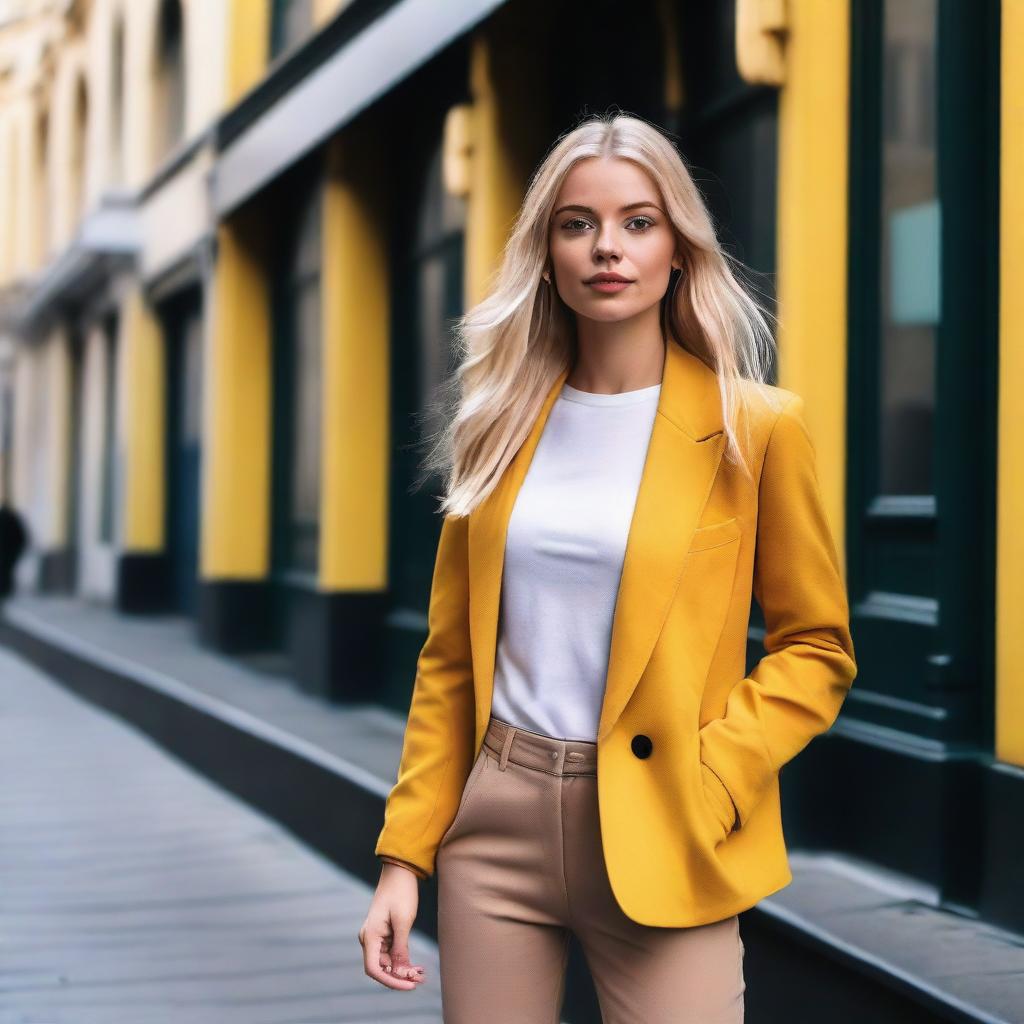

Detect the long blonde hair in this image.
[413,112,781,518]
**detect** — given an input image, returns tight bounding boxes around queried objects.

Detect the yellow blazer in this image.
[376,338,857,927]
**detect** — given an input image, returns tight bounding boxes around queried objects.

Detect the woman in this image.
[359,113,857,1022]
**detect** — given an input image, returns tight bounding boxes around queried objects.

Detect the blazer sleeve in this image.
[698,393,857,830]
[379,855,429,880]
[374,512,476,879]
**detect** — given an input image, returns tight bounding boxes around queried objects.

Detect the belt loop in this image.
[499,726,517,771]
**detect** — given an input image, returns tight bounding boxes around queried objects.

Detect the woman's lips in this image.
[587,280,633,293]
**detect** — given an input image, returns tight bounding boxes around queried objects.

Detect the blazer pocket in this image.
[701,761,737,844]
[688,516,741,553]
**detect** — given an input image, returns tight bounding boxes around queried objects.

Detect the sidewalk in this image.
[0,639,444,1024]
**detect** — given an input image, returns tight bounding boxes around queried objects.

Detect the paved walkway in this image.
[0,644,443,1024]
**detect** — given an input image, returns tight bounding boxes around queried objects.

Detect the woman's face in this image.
[547,156,680,325]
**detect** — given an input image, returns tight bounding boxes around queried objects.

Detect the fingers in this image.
[387,916,427,984]
[360,920,427,990]
[385,950,426,984]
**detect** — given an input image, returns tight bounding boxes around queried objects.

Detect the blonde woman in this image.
[359,112,856,1022]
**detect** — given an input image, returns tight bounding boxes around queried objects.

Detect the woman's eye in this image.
[560,217,655,232]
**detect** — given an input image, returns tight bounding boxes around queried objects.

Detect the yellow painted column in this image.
[767,0,851,572]
[118,287,166,551]
[202,209,272,579]
[226,0,271,103]
[996,0,1024,767]
[318,133,390,591]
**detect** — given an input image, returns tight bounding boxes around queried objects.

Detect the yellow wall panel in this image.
[319,134,390,591]
[227,0,271,103]
[774,0,851,572]
[118,288,166,550]
[996,0,1024,766]
[202,211,272,578]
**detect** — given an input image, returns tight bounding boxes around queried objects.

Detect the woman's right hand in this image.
[359,863,428,989]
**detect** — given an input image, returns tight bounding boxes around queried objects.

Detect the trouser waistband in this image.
[482,715,598,776]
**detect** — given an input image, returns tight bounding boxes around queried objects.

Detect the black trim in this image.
[783,721,985,907]
[116,552,172,614]
[282,585,387,700]
[980,762,1024,931]
[197,579,274,654]
[197,572,388,701]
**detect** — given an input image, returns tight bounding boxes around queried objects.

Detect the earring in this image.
[542,272,551,284]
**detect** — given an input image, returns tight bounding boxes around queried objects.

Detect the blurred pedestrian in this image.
[0,500,28,600]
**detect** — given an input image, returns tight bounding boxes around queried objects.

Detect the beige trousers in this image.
[436,715,746,1023]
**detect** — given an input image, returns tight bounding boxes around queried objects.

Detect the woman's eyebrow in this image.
[552,201,664,216]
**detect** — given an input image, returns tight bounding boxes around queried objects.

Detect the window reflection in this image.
[283,184,323,573]
[271,0,314,59]
[415,142,465,455]
[154,0,185,161]
[879,0,937,495]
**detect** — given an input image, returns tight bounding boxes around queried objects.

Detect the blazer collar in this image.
[467,340,727,750]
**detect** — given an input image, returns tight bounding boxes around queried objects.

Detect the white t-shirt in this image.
[490,379,662,741]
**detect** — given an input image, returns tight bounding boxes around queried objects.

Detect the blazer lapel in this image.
[467,340,727,751]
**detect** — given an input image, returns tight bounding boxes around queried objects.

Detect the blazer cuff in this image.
[379,855,428,880]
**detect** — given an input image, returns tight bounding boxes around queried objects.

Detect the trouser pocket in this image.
[440,748,489,846]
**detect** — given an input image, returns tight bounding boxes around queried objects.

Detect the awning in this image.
[212,0,507,218]
[9,195,140,334]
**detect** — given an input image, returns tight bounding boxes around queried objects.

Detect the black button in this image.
[631,734,653,759]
